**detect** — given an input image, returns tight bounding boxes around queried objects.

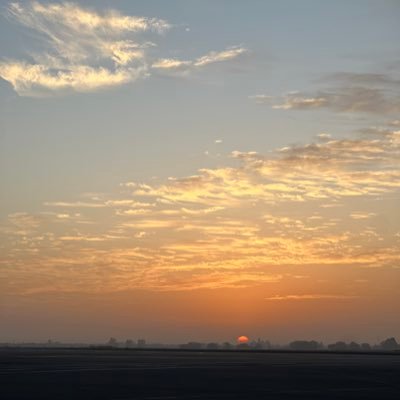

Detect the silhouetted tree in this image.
[327,341,348,351]
[107,337,118,347]
[361,343,371,351]
[348,341,361,350]
[380,337,399,350]
[261,339,272,349]
[180,342,203,349]
[289,340,320,350]
[250,339,271,349]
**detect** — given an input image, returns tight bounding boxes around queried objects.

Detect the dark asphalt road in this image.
[1,348,399,399]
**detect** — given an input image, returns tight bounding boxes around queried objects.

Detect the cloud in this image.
[193,47,247,67]
[7,212,42,235]
[1,124,399,293]
[151,58,191,70]
[0,62,142,96]
[271,88,400,114]
[350,212,376,220]
[253,72,400,115]
[43,201,106,208]
[0,2,161,95]
[323,72,400,87]
[316,133,332,140]
[151,46,247,74]
[265,294,358,301]
[116,208,152,216]
[7,1,170,35]
[0,2,246,96]
[105,200,154,208]
[6,1,167,65]
[132,130,400,207]
[273,94,328,110]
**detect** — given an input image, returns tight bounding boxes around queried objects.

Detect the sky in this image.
[0,0,399,344]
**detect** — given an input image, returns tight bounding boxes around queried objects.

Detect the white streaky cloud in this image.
[59,235,107,242]
[273,96,327,110]
[0,62,142,95]
[1,3,248,95]
[104,200,154,208]
[116,208,152,216]
[350,212,376,220]
[193,47,247,67]
[6,2,167,66]
[317,133,332,140]
[265,294,359,301]
[102,41,148,66]
[43,201,106,208]
[56,214,71,219]
[151,58,191,70]
[8,2,170,35]
[1,2,159,95]
[151,46,247,72]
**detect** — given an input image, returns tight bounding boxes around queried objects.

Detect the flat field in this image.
[1,348,399,399]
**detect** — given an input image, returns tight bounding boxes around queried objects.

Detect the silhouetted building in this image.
[206,342,220,350]
[137,339,146,348]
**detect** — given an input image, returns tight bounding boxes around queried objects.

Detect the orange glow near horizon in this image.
[0,1,399,345]
[1,132,400,343]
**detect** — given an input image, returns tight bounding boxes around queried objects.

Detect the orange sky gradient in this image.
[0,1,399,344]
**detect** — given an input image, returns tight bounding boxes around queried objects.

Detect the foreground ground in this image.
[1,348,399,399]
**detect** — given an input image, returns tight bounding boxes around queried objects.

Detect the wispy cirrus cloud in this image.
[265,294,359,301]
[350,212,376,220]
[271,87,400,114]
[7,1,170,36]
[252,72,400,115]
[323,72,400,88]
[152,46,248,74]
[0,2,247,96]
[0,62,141,95]
[43,201,107,208]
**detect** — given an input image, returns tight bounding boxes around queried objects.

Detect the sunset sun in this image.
[237,336,249,345]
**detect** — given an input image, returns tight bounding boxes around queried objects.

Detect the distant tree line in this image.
[2,337,398,351]
[99,337,399,352]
